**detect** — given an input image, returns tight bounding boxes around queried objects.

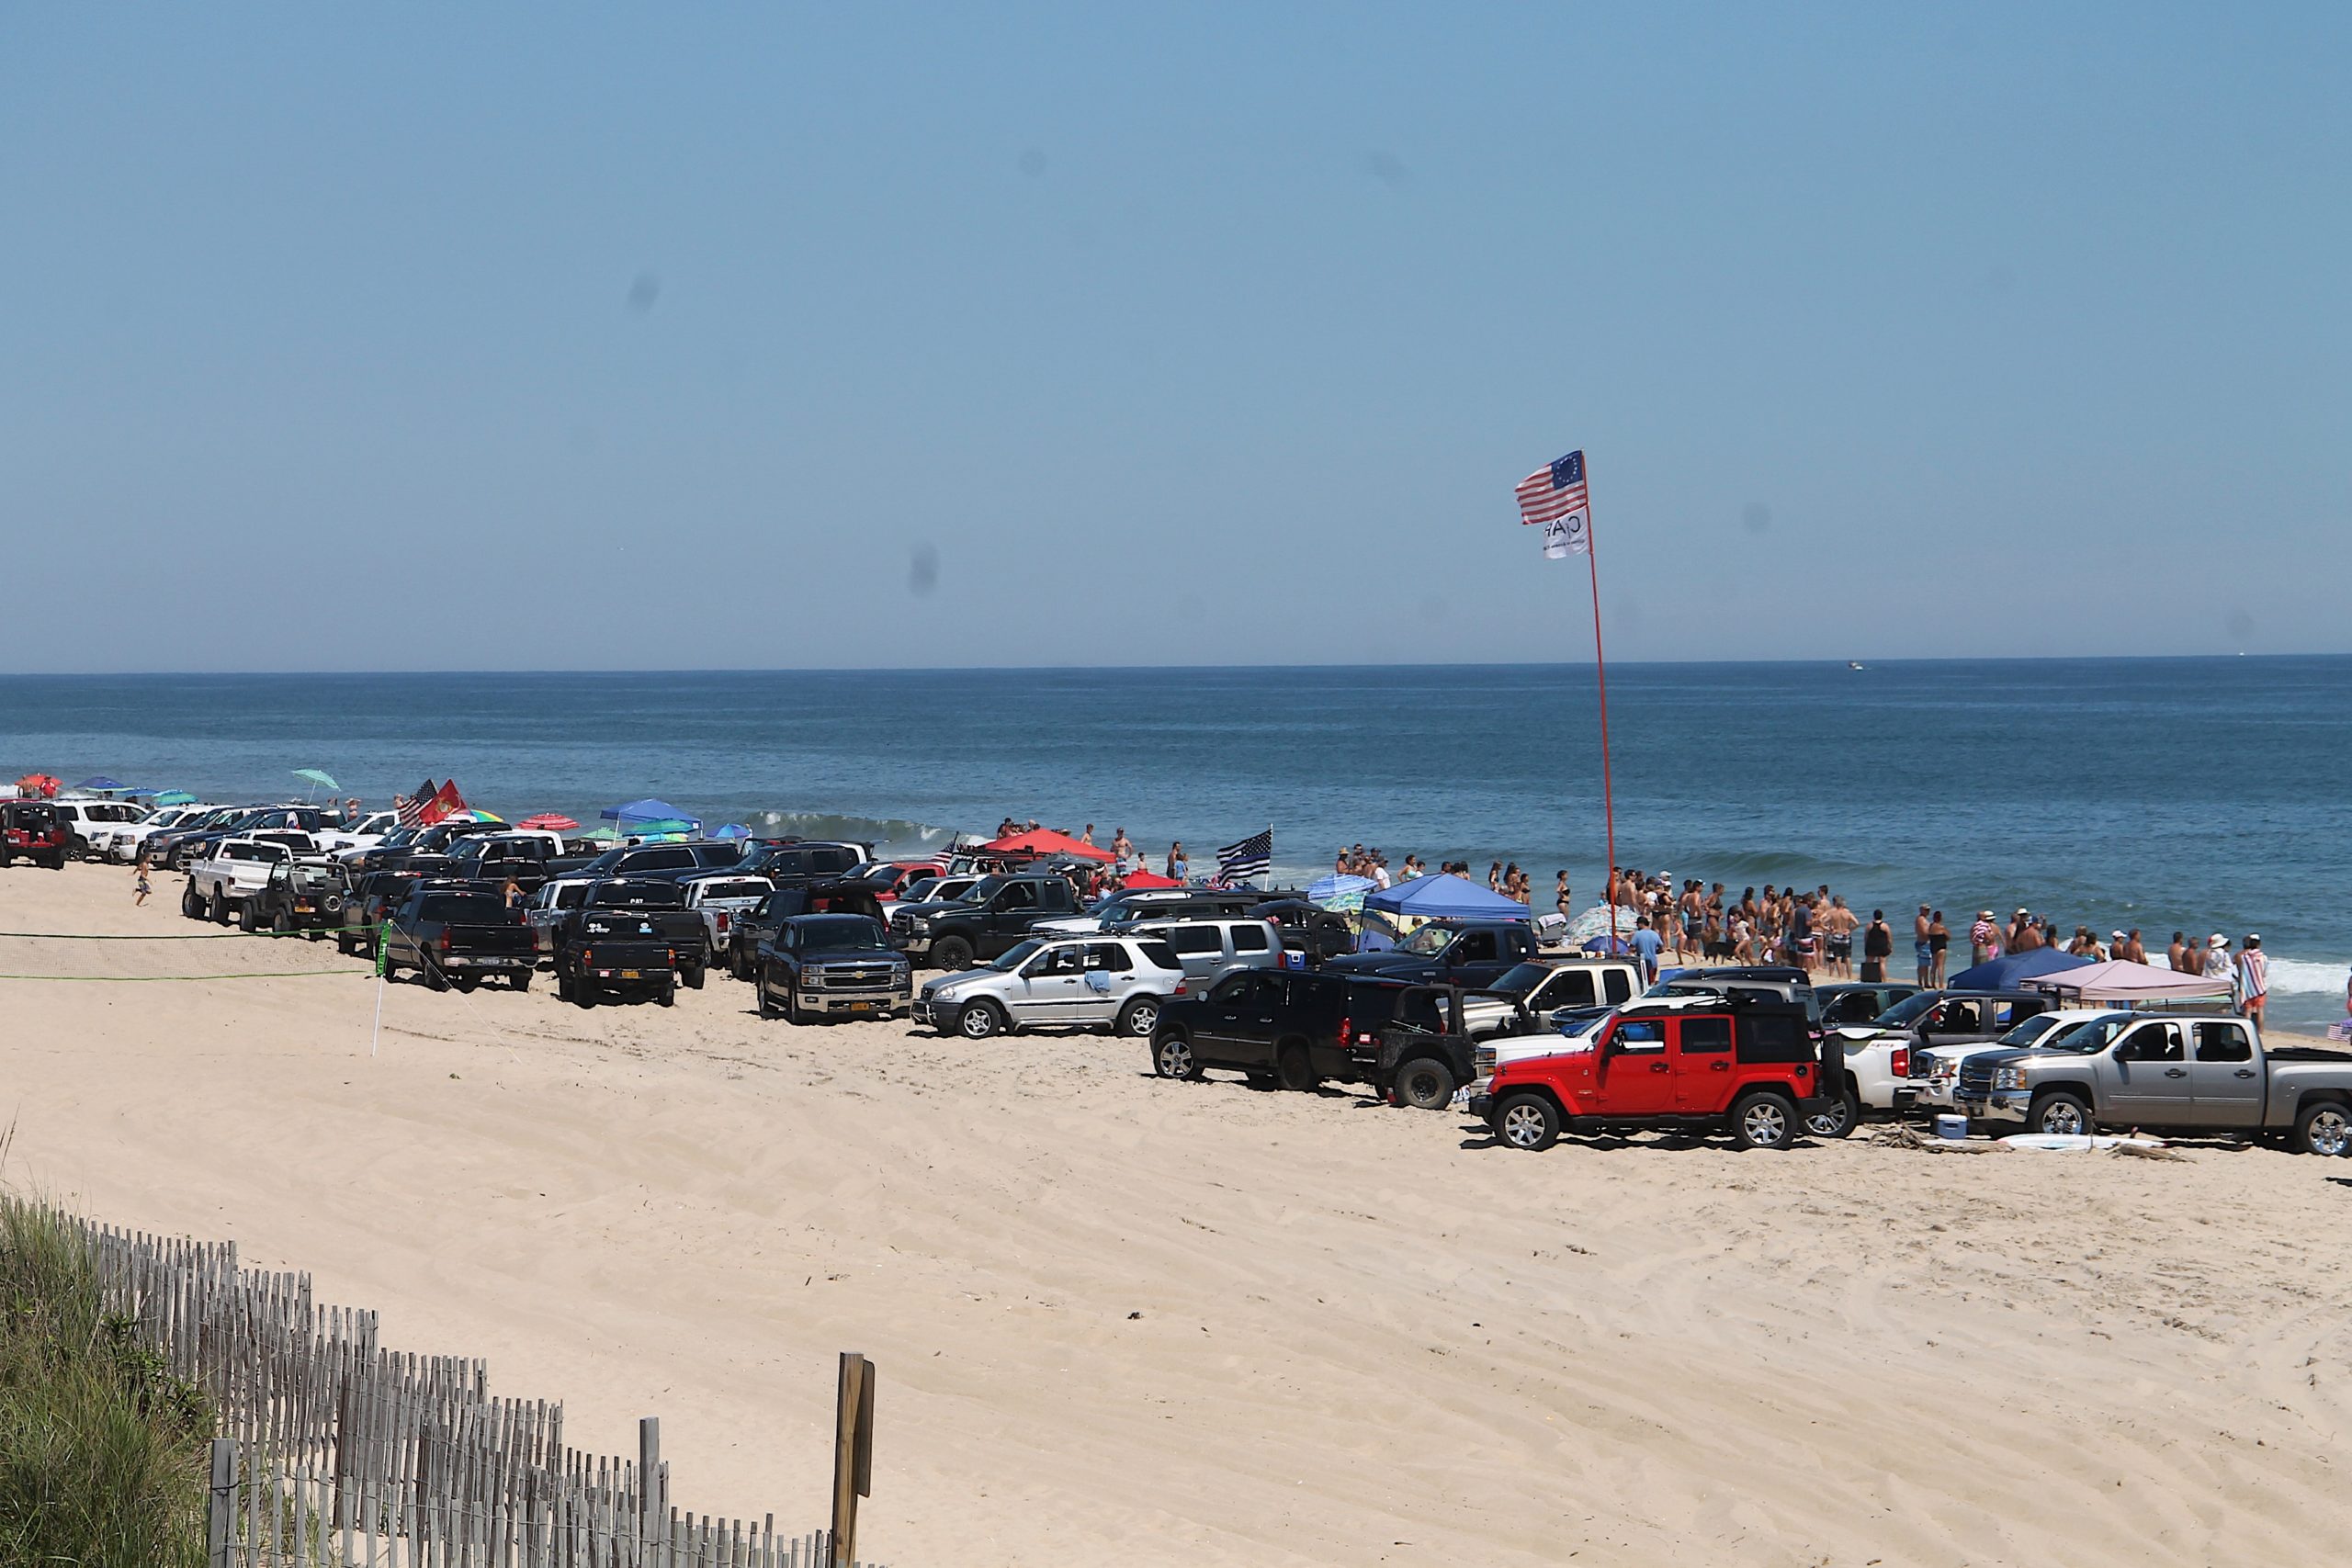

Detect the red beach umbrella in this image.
[981,828,1115,863]
[516,813,579,831]
[1120,869,1183,888]
[14,773,60,798]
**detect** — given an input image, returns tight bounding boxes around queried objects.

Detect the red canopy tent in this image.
[1119,869,1183,888]
[981,828,1115,863]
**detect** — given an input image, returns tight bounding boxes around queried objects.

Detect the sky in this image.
[3,5,2346,671]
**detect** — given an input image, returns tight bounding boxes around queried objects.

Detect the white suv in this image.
[915,934,1188,1040]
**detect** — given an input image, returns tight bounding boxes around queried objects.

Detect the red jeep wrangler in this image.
[1470,998,1832,1150]
[0,802,68,870]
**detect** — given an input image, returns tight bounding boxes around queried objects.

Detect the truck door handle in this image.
[1710,1062,1729,1071]
[2164,1067,2187,1077]
[1649,1062,1669,1073]
[2233,1068,2256,1078]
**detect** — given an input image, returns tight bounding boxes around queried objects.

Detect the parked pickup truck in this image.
[678,871,776,964]
[184,839,296,922]
[552,880,710,987]
[0,802,69,870]
[243,857,352,937]
[380,886,537,992]
[1470,997,1838,1151]
[1955,1010,2352,1154]
[554,908,685,1008]
[754,913,911,1022]
[892,873,1081,970]
[1476,957,1640,1034]
[91,803,217,863]
[332,870,436,958]
[724,880,888,979]
[1319,919,1540,989]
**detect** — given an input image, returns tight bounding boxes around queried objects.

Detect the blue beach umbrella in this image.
[75,775,130,793]
[602,798,701,831]
[711,823,752,839]
[1306,873,1375,911]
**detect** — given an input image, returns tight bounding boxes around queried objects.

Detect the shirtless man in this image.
[1821,896,1859,979]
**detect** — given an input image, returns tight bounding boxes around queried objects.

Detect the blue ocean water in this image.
[4,659,2346,1027]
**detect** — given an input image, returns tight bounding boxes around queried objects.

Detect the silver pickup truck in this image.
[1956,1010,2352,1154]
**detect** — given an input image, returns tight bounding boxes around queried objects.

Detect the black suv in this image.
[1148,970,1443,1091]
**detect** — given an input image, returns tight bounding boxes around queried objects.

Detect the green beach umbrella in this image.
[153,790,197,807]
[577,826,621,842]
[294,768,338,789]
[632,818,697,837]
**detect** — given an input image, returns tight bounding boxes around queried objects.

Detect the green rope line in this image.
[0,970,365,982]
[0,931,353,941]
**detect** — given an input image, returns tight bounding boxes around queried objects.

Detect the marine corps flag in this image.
[416,780,468,826]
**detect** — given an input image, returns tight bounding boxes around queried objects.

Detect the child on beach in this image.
[132,848,153,906]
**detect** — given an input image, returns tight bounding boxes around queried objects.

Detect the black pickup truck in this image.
[380,886,537,992]
[554,907,685,1007]
[754,913,910,1022]
[550,884,706,991]
[725,879,888,979]
[1318,919,1540,988]
[244,857,352,938]
[346,819,510,877]
[889,873,1080,970]
[333,869,436,957]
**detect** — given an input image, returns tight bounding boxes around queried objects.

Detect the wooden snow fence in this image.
[44,1209,882,1567]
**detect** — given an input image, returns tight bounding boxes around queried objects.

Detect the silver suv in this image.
[915,934,1187,1040]
[1124,917,1284,985]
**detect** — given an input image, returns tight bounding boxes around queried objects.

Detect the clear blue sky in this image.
[4,6,2346,671]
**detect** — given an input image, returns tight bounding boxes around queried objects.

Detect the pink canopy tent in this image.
[2026,960,2233,1002]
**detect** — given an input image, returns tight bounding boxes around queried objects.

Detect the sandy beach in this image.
[4,860,2348,1566]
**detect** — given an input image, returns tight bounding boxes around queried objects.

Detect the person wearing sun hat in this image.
[2207,933,2231,991]
[1969,909,2001,965]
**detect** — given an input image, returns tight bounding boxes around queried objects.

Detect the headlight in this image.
[1994,1066,2027,1090]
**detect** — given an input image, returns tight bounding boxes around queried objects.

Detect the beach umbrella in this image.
[576,826,621,842]
[516,813,578,831]
[711,823,752,839]
[1306,873,1376,911]
[601,797,700,830]
[153,790,197,807]
[15,773,60,798]
[75,775,129,794]
[982,828,1115,863]
[122,786,161,798]
[294,768,338,790]
[1120,869,1183,889]
[630,818,698,837]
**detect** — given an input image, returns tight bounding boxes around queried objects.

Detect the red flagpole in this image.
[1584,478,1615,911]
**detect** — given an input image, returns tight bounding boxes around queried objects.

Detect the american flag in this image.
[1515,449,1588,525]
[395,779,437,829]
[1214,829,1272,886]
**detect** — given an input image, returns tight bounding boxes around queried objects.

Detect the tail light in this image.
[439,928,452,953]
[1337,1017,1353,1049]
[716,911,731,934]
[1890,1047,1909,1077]
[1172,980,1187,996]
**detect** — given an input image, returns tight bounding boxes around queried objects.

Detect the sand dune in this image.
[3,862,2347,1564]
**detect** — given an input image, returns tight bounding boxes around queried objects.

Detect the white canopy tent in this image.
[2025,960,2232,1003]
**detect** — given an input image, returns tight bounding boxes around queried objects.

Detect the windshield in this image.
[1396,925,1455,956]
[987,939,1045,972]
[792,916,888,950]
[1876,991,1942,1027]
[1489,962,1548,997]
[1994,1013,2062,1048]
[2042,1013,2134,1054]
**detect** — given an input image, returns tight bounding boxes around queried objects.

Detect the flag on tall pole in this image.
[395,779,438,828]
[1515,447,1614,903]
[1213,828,1272,886]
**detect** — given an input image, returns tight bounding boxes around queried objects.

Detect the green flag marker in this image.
[374,920,390,978]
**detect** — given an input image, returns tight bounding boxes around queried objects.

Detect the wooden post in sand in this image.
[829,1352,875,1566]
[207,1437,237,1568]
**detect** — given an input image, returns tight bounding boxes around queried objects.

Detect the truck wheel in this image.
[576,986,597,1010]
[272,908,293,936]
[1115,997,1162,1038]
[729,947,750,981]
[2030,1090,2093,1137]
[683,964,705,991]
[933,936,975,974]
[956,1000,1003,1040]
[2293,1100,2352,1156]
[509,971,531,993]
[450,974,480,994]
[182,882,204,919]
[1495,1093,1560,1151]
[558,972,576,1003]
[656,980,677,1008]
[335,933,355,956]
[238,900,260,933]
[423,961,449,993]
[210,890,230,925]
[1804,1091,1860,1140]
[757,982,780,1019]
[1729,1092,1797,1150]
[1392,1057,1454,1110]
[1152,1032,1203,1080]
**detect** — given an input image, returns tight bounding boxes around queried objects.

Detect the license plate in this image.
[847,1000,875,1013]
[620,969,642,979]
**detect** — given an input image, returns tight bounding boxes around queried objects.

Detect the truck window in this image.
[1603,970,1633,1003]
[1453,931,1498,963]
[996,883,1037,910]
[1677,1017,1733,1055]
[1612,1020,1666,1054]
[812,847,859,873]
[1231,924,1271,953]
[2120,1022,2185,1062]
[1549,971,1598,1007]
[2193,1022,2252,1062]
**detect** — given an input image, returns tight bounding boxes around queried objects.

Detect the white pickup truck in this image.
[184,838,298,923]
[316,809,400,854]
[679,873,777,962]
[91,803,216,863]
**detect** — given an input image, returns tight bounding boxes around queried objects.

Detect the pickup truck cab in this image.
[314,810,400,854]
[184,839,295,922]
[678,872,776,962]
[1908,1008,2120,1113]
[893,874,1081,970]
[0,802,69,870]
[1472,998,1836,1151]
[381,886,537,992]
[549,882,709,999]
[1957,1011,2352,1153]
[724,880,888,979]
[1477,958,1639,1033]
[754,914,911,1022]
[1319,919,1540,988]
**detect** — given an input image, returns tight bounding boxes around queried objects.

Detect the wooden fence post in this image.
[639,1416,662,1548]
[207,1437,238,1568]
[829,1353,874,1568]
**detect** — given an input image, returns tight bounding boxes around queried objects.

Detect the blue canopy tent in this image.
[74,775,130,794]
[601,798,702,833]
[1361,874,1533,921]
[1947,947,2090,991]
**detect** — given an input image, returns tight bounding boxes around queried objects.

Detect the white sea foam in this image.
[2256,957,2350,995]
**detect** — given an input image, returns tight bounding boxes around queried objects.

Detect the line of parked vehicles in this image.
[31,795,2352,1161]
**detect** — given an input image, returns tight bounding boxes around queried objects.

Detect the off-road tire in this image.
[1729,1091,1797,1150]
[1495,1092,1561,1151]
[509,971,531,993]
[932,935,975,974]
[210,889,230,925]
[182,881,204,919]
[1392,1056,1454,1111]
[656,980,677,1008]
[1805,1091,1860,1140]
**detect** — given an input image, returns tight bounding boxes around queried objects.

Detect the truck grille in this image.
[811,964,897,990]
[1958,1059,1997,1099]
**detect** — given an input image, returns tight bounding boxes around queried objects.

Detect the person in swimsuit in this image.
[1928,909,1950,986]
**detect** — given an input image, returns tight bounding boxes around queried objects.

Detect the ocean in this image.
[5,658,2346,1030]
